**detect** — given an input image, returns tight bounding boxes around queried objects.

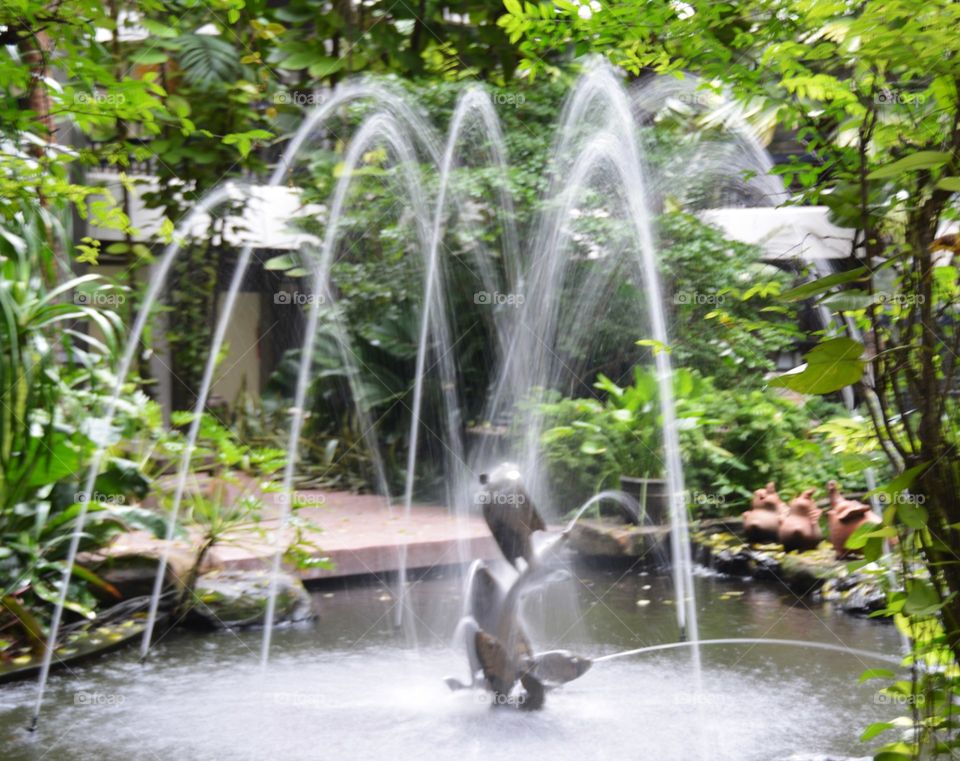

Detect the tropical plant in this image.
[502,2,960,754]
[158,412,328,618]
[657,212,801,387]
[537,365,856,517]
[0,208,165,652]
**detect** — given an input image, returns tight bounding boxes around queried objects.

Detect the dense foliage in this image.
[537,365,860,517]
[504,2,960,755]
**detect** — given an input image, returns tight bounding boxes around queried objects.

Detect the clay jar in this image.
[827,480,881,559]
[742,482,787,543]
[779,488,822,552]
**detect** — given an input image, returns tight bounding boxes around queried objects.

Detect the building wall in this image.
[210,292,262,406]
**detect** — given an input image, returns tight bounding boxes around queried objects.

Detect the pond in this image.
[0,567,901,761]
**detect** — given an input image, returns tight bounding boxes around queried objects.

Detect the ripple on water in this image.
[1,645,893,761]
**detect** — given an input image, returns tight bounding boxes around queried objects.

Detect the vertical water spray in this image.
[29,182,243,730]
[402,86,519,591]
[30,81,450,726]
[497,62,701,664]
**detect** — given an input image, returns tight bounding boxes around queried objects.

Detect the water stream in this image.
[26,62,902,741]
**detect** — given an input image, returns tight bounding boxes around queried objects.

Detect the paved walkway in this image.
[105,489,500,582]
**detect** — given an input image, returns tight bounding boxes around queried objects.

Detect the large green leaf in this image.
[867,151,951,180]
[781,267,868,301]
[768,337,865,394]
[903,579,942,616]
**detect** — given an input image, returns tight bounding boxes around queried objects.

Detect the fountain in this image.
[444,464,593,709]
[10,60,910,761]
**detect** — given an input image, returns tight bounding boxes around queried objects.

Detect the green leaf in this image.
[897,502,927,530]
[859,668,895,683]
[264,254,298,271]
[223,129,274,159]
[937,177,960,192]
[867,151,951,180]
[865,463,928,517]
[72,565,121,599]
[307,58,343,78]
[860,721,894,741]
[781,267,868,301]
[818,290,875,312]
[142,19,178,38]
[580,440,607,455]
[131,50,170,65]
[903,579,941,616]
[636,338,671,355]
[768,337,865,394]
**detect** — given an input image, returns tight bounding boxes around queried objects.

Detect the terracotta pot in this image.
[779,488,822,552]
[742,482,787,543]
[827,481,881,559]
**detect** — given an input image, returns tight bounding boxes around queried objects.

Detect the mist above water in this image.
[26,60,897,742]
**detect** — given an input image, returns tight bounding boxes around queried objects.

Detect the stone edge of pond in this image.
[0,615,153,685]
[566,517,890,620]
